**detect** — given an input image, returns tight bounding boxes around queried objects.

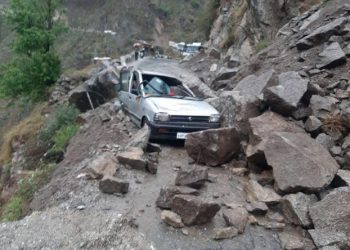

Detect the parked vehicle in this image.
[118,69,221,139]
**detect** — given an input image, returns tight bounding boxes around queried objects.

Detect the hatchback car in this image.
[118,68,221,139]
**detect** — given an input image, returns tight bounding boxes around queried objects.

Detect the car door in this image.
[119,69,131,111]
[127,71,143,123]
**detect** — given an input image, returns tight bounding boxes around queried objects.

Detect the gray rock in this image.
[175,166,208,189]
[223,207,248,233]
[245,179,281,205]
[296,17,348,50]
[185,128,241,167]
[336,169,350,186]
[281,192,318,228]
[208,48,221,59]
[330,146,342,156]
[161,210,184,228]
[308,228,349,249]
[342,135,350,150]
[156,186,200,209]
[84,153,118,179]
[310,187,350,238]
[304,116,322,133]
[247,112,305,167]
[264,71,309,115]
[126,125,150,150]
[213,227,239,240]
[316,133,335,150]
[233,69,276,98]
[316,42,346,69]
[171,195,220,226]
[278,230,315,250]
[246,201,268,215]
[117,147,147,171]
[265,132,340,193]
[214,67,238,82]
[292,106,313,120]
[345,43,350,56]
[310,95,336,119]
[99,176,129,194]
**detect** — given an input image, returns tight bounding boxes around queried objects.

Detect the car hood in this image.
[148,97,219,116]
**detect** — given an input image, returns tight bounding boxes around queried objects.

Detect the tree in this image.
[0,0,66,100]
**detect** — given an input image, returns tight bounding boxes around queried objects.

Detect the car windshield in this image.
[142,75,197,100]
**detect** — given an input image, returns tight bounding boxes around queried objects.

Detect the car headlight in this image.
[154,112,170,122]
[209,114,220,123]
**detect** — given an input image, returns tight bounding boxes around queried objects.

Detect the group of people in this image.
[134,41,156,61]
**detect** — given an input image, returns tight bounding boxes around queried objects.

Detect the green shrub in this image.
[49,124,78,154]
[1,196,24,222]
[38,104,79,143]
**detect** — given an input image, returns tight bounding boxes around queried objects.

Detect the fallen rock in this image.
[213,227,239,240]
[281,192,318,228]
[213,67,238,82]
[309,187,350,237]
[185,128,241,167]
[161,210,184,228]
[316,42,347,69]
[279,230,316,250]
[233,69,276,98]
[156,186,200,209]
[257,218,285,231]
[99,176,129,194]
[296,17,348,50]
[310,95,336,119]
[265,132,340,193]
[316,133,335,150]
[126,125,150,150]
[336,169,350,186]
[308,228,349,249]
[245,179,281,205]
[245,201,268,216]
[208,48,221,59]
[175,166,208,189]
[117,147,147,171]
[264,71,309,116]
[223,207,248,233]
[171,195,220,226]
[84,153,118,179]
[304,116,322,133]
[247,112,304,167]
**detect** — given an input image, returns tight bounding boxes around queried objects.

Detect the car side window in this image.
[120,70,130,92]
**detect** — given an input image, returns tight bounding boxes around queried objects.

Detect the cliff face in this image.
[207,0,321,63]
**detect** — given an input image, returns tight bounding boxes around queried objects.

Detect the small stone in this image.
[213,227,239,240]
[245,179,281,205]
[156,186,200,209]
[223,207,248,233]
[117,147,147,171]
[175,166,208,189]
[336,169,350,186]
[330,146,342,156]
[304,116,322,132]
[316,42,346,69]
[161,210,184,228]
[308,228,348,249]
[316,133,335,150]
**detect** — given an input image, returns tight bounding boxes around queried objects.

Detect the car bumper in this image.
[147,120,221,140]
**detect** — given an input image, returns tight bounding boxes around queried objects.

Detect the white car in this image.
[118,68,221,140]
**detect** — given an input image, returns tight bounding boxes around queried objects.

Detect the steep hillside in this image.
[0,0,208,69]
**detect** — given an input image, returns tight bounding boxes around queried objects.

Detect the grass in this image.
[0,163,56,222]
[0,104,45,164]
[48,124,78,155]
[255,39,269,53]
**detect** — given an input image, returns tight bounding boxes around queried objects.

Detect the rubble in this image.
[160,210,184,228]
[174,166,208,189]
[213,227,239,240]
[222,206,248,233]
[316,42,347,69]
[117,147,148,171]
[156,186,200,209]
[84,153,118,179]
[99,176,129,194]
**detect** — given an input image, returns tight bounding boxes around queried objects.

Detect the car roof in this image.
[136,69,179,80]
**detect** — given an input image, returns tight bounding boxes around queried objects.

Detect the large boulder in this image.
[185,128,241,167]
[264,72,309,116]
[281,192,318,228]
[84,153,118,179]
[296,17,348,50]
[316,42,347,69]
[247,112,304,167]
[174,166,208,189]
[99,176,129,194]
[233,69,276,98]
[265,132,340,193]
[156,186,200,209]
[171,195,220,226]
[117,147,147,171]
[309,187,350,238]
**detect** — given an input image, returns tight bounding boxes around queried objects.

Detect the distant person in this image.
[135,49,139,61]
[150,46,155,58]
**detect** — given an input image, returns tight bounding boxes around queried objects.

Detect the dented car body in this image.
[119,69,221,139]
